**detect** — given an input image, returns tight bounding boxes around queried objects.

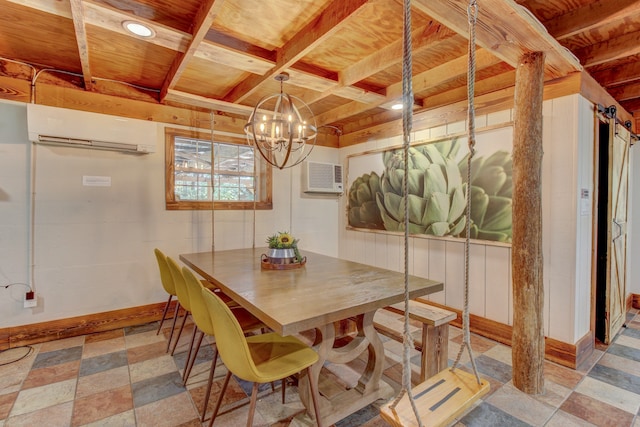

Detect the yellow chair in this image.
[166,256,196,356]
[182,267,264,421]
[201,286,324,427]
[153,249,179,352]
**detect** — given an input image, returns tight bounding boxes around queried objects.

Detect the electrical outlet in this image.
[24,292,37,308]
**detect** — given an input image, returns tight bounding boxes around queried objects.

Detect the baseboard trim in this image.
[0,301,178,351]
[1,299,595,369]
[415,298,592,369]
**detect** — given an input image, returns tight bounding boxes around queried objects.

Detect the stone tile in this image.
[189,373,248,420]
[254,384,306,425]
[560,391,635,427]
[615,334,640,351]
[0,391,17,420]
[335,402,379,427]
[84,329,124,344]
[0,370,29,395]
[0,346,37,370]
[76,365,130,398]
[38,336,84,353]
[10,378,76,417]
[451,333,497,355]
[482,343,513,366]
[124,322,159,336]
[543,360,584,389]
[485,381,555,426]
[175,340,216,372]
[588,363,640,394]
[3,401,73,427]
[576,348,605,374]
[21,360,80,390]
[531,377,571,408]
[126,340,167,365]
[204,398,269,427]
[82,336,126,359]
[124,329,166,350]
[544,409,597,427]
[31,346,83,369]
[71,384,133,426]
[129,354,177,384]
[458,402,533,427]
[623,327,640,340]
[79,350,128,377]
[134,391,199,427]
[473,354,512,383]
[80,409,136,427]
[608,342,640,363]
[575,376,640,414]
[132,370,186,408]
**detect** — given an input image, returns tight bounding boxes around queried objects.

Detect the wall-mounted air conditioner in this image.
[302,161,343,194]
[27,104,157,154]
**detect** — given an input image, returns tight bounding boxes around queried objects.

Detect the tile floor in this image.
[1,307,639,427]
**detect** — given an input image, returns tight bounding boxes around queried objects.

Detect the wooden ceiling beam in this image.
[164,89,255,116]
[69,0,93,90]
[608,81,640,102]
[577,30,640,68]
[9,0,391,109]
[592,61,640,87]
[339,23,454,87]
[411,0,582,78]
[159,0,225,101]
[543,0,640,40]
[315,47,502,126]
[223,0,372,104]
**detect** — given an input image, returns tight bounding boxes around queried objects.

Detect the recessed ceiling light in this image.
[122,20,155,38]
[391,103,403,110]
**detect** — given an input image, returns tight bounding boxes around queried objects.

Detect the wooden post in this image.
[512,51,545,394]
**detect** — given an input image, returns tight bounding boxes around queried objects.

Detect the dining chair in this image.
[153,249,180,353]
[166,256,195,356]
[201,286,324,427]
[181,266,264,421]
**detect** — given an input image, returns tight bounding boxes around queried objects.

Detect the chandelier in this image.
[244,72,317,170]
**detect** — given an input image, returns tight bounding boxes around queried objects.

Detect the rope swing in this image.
[381,1,489,426]
[386,0,421,422]
[450,0,482,383]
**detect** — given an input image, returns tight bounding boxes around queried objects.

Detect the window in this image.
[165,128,272,210]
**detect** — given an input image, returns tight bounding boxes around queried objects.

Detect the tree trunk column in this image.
[512,51,545,394]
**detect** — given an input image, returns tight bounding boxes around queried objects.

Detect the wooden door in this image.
[603,122,630,343]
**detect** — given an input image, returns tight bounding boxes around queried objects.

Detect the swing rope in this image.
[387,0,422,424]
[389,1,481,422]
[450,0,482,385]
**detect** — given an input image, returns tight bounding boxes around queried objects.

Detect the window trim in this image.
[165,127,272,211]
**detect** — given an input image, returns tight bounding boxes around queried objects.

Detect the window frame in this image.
[165,127,272,211]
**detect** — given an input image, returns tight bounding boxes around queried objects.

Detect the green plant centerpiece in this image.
[266,232,302,264]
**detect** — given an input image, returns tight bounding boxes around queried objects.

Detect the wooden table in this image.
[180,248,443,426]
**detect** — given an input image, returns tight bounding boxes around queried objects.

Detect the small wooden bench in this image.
[373,300,457,382]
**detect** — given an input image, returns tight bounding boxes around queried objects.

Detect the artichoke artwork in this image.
[347,172,385,229]
[375,139,466,236]
[458,150,513,242]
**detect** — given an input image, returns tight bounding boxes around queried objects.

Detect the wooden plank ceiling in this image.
[0,0,638,142]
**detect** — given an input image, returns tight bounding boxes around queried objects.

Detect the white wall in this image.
[630,143,640,296]
[0,101,340,328]
[338,94,595,345]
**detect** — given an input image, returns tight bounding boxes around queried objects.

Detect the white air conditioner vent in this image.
[27,104,157,154]
[303,161,343,194]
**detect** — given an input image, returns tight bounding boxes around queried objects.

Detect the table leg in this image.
[298,311,392,426]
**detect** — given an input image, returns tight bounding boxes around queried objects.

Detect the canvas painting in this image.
[346,126,513,243]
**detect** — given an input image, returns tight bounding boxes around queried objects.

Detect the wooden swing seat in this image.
[379,368,490,427]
